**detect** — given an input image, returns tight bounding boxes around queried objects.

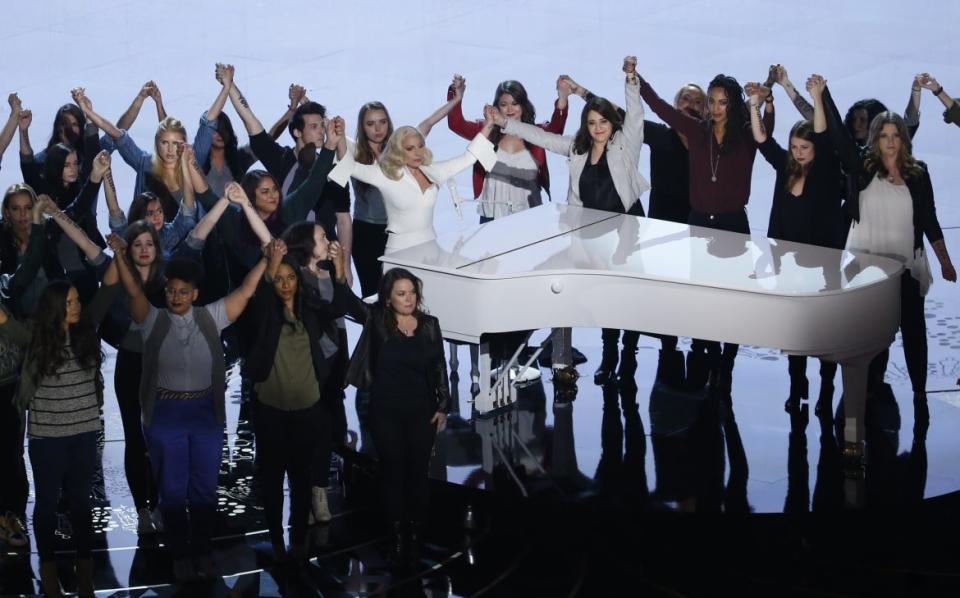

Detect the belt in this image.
[156,387,212,401]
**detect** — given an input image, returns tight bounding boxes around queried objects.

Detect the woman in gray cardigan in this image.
[486,56,650,385]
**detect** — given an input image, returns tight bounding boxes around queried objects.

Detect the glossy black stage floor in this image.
[3,274,960,596]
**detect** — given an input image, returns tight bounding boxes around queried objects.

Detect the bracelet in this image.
[933,85,944,96]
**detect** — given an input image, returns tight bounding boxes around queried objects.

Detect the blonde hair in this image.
[379,126,432,181]
[673,83,707,118]
[2,183,38,230]
[150,117,188,190]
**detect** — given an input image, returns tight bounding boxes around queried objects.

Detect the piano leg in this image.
[839,354,871,508]
[476,341,493,412]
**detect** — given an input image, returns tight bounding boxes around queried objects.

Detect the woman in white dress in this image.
[328,118,497,253]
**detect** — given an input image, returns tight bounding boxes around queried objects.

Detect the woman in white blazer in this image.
[328,119,497,255]
[487,56,651,385]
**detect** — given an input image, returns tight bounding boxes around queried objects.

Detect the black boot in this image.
[594,341,619,386]
[617,347,638,385]
[785,374,809,413]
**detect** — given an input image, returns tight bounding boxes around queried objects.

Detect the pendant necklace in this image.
[709,132,720,183]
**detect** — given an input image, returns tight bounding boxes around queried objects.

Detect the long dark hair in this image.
[572,97,624,155]
[271,256,306,329]
[46,104,86,152]
[282,221,320,267]
[240,170,286,241]
[707,74,748,148]
[490,80,536,147]
[29,281,102,380]
[355,102,394,166]
[783,120,816,191]
[204,113,247,181]
[123,220,164,292]
[128,191,164,224]
[378,268,427,336]
[844,98,887,143]
[42,144,80,204]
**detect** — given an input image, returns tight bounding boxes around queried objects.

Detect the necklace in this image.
[709,133,720,183]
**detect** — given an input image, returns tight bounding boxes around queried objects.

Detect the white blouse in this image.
[846,175,932,295]
[329,134,497,253]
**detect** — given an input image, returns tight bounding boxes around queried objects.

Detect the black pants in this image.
[114,348,157,510]
[30,431,97,562]
[353,220,389,298]
[313,330,349,488]
[601,329,640,355]
[869,273,928,392]
[0,383,27,518]
[787,356,838,385]
[688,208,751,368]
[254,400,324,547]
[369,401,437,523]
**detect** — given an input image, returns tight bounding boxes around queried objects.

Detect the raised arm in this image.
[423,111,497,183]
[821,83,861,176]
[807,75,827,133]
[190,194,231,245]
[226,181,272,247]
[904,76,921,136]
[73,88,123,140]
[16,107,33,157]
[227,71,266,136]
[42,195,102,261]
[620,56,645,149]
[636,75,702,138]
[745,83,768,144]
[772,65,814,120]
[0,94,20,163]
[423,74,468,138]
[3,203,48,306]
[267,83,307,140]
[224,254,269,322]
[116,81,159,130]
[107,233,150,323]
[98,151,126,233]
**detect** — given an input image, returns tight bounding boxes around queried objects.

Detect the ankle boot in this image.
[75,558,95,598]
[594,343,619,385]
[784,374,809,413]
[39,561,63,597]
[617,348,638,384]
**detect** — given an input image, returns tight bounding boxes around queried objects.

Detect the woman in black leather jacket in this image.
[345,267,449,562]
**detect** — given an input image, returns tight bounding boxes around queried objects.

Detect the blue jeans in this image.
[29,431,98,562]
[143,392,222,557]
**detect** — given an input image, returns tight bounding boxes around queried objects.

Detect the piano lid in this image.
[382,204,904,297]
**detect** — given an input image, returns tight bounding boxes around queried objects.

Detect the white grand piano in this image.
[380,204,903,498]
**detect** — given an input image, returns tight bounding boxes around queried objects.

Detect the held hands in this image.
[622,55,637,75]
[7,93,21,115]
[71,88,92,114]
[744,82,763,106]
[137,80,159,100]
[556,75,574,99]
[225,181,249,206]
[450,74,465,100]
[215,63,234,89]
[328,240,346,280]
[288,83,307,109]
[36,194,57,217]
[806,74,826,98]
[91,150,111,179]
[430,411,447,432]
[106,232,128,255]
[771,64,790,87]
[264,238,287,264]
[324,116,344,150]
[559,75,583,97]
[17,109,31,131]
[483,104,506,127]
[917,73,940,93]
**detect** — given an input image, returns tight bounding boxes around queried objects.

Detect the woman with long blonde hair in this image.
[329,117,497,254]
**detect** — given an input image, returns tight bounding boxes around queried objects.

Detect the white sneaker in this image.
[137,507,158,535]
[311,487,332,524]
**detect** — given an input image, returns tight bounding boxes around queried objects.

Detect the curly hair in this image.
[707,74,748,148]
[379,127,433,181]
[29,281,103,380]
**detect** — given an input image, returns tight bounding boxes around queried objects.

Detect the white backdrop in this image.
[2,0,959,242]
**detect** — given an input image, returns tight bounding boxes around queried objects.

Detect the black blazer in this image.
[823,86,944,251]
[344,289,450,413]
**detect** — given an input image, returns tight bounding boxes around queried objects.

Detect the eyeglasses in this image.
[164,287,193,298]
